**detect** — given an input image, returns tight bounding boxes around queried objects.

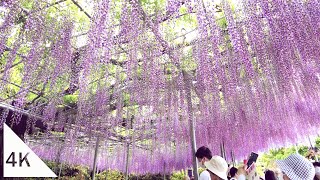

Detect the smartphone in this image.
[246,152,259,170]
[188,169,193,177]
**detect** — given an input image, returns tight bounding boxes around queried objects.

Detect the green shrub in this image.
[41,160,90,180]
[95,170,124,180]
[170,170,186,180]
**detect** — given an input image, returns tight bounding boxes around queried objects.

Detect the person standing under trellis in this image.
[195,146,213,180]
[314,162,320,180]
[204,155,229,180]
[276,153,315,180]
[264,170,277,180]
[306,148,317,162]
[228,167,238,180]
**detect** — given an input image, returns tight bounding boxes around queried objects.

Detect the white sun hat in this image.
[204,155,228,180]
[276,153,315,180]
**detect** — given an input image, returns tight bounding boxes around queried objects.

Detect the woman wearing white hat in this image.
[276,153,315,180]
[204,156,228,180]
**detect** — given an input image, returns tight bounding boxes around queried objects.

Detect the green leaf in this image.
[63,94,78,104]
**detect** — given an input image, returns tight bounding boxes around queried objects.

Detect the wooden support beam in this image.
[182,70,199,180]
[91,136,100,180]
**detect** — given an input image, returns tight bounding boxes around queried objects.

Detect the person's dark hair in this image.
[229,167,238,177]
[313,162,320,167]
[309,147,319,152]
[265,170,277,180]
[195,146,212,159]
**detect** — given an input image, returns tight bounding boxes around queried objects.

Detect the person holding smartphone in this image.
[236,165,247,180]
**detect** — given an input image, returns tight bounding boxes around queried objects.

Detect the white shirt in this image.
[237,174,246,180]
[315,166,320,175]
[199,170,211,180]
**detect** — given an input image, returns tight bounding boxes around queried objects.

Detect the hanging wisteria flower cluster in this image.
[1,0,320,174]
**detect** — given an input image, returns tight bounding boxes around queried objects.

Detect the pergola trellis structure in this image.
[1,0,320,179]
[0,101,161,179]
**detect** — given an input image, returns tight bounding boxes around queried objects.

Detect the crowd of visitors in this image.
[185,146,319,180]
